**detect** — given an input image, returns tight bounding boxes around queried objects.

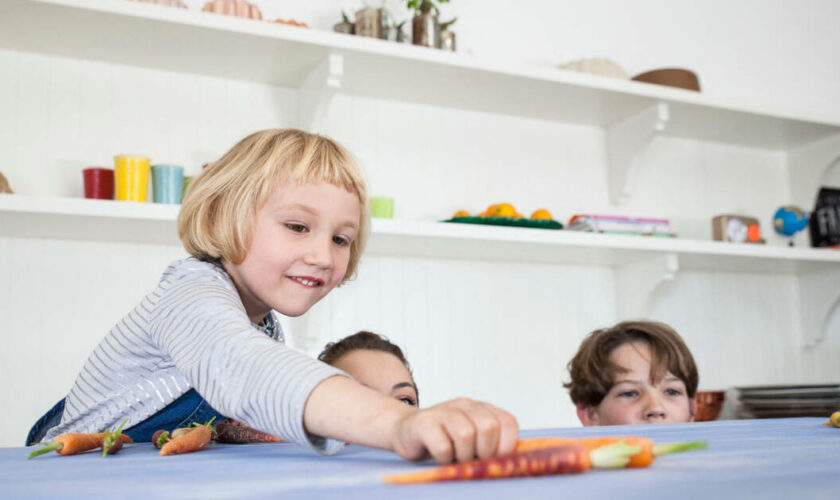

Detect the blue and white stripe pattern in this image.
[45,258,346,454]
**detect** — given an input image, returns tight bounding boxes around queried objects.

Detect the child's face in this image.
[577,341,693,426]
[223,181,361,322]
[331,349,418,406]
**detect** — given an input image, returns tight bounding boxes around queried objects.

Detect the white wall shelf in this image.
[4,194,840,276]
[3,0,840,152]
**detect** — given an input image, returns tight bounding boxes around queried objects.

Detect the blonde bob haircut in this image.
[178,128,369,284]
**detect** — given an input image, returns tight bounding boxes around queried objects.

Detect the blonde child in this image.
[565,320,698,426]
[27,129,517,463]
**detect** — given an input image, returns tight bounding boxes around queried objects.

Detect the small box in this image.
[712,215,763,243]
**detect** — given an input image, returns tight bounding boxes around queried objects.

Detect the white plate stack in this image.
[736,384,840,418]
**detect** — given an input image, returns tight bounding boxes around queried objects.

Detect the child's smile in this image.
[223,181,361,321]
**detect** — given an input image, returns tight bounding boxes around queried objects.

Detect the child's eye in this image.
[333,235,351,246]
[286,223,308,233]
[618,390,639,398]
[665,388,684,397]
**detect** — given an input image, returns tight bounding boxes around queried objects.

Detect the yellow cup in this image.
[114,155,151,202]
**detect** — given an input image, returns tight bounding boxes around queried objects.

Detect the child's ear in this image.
[689,397,697,422]
[576,403,599,427]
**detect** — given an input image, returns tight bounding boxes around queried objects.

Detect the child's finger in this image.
[421,421,455,464]
[492,405,520,455]
[468,404,501,459]
[440,409,477,463]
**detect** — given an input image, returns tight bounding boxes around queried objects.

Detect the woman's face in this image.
[578,341,694,426]
[331,349,418,406]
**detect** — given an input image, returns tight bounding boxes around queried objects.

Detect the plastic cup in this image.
[114,155,151,202]
[370,197,394,218]
[181,176,194,201]
[151,164,184,204]
[82,167,114,199]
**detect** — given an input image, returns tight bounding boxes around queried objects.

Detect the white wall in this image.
[2,0,840,447]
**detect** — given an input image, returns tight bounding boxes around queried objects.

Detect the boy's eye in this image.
[665,388,684,397]
[618,390,639,398]
[286,223,308,233]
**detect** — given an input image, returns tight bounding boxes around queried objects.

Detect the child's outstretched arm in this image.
[304,376,519,463]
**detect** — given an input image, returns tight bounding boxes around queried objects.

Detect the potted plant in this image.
[439,17,457,51]
[407,0,450,48]
[333,10,355,35]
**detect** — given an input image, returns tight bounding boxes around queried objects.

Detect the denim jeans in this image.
[26,389,225,445]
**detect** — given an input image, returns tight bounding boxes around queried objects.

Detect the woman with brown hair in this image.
[320,331,419,407]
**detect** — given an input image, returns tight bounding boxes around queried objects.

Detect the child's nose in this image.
[303,236,333,268]
[642,393,667,421]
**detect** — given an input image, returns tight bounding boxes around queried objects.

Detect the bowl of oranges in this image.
[444,203,562,230]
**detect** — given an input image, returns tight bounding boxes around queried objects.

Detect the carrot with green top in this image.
[382,442,639,484]
[159,418,215,456]
[28,419,133,459]
[515,436,707,468]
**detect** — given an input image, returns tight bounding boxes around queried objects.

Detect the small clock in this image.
[712,215,763,244]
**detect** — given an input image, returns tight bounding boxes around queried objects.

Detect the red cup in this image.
[83,167,114,199]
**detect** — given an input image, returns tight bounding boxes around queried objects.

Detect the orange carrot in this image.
[214,420,283,444]
[159,423,213,456]
[515,436,706,468]
[28,420,134,459]
[383,442,638,484]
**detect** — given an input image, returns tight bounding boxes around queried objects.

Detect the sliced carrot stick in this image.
[515,436,706,468]
[159,424,213,456]
[382,442,639,484]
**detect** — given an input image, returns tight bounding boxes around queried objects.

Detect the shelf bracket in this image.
[799,269,840,347]
[606,102,670,205]
[616,252,679,320]
[298,53,344,133]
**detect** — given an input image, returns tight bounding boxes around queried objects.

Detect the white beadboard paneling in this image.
[0,48,297,197]
[0,237,185,447]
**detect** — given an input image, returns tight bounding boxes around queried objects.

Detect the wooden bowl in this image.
[693,390,725,421]
[632,68,700,91]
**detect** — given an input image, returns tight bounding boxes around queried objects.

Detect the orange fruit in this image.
[493,203,517,218]
[530,209,553,220]
[479,204,498,217]
[452,210,471,218]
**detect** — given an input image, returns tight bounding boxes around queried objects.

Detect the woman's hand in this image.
[390,397,519,463]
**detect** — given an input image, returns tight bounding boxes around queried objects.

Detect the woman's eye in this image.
[286,223,307,233]
[399,397,417,406]
[333,235,350,246]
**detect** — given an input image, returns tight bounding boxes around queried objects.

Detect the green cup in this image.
[370,196,394,218]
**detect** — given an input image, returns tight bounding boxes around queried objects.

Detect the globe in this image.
[773,205,808,237]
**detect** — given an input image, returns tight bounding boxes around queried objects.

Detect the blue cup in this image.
[151,165,184,204]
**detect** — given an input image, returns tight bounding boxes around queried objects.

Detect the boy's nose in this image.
[642,393,667,421]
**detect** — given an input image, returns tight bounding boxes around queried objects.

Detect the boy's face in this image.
[577,341,694,426]
[223,181,361,322]
[331,349,418,407]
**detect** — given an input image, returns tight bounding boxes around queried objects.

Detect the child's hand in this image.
[390,397,519,463]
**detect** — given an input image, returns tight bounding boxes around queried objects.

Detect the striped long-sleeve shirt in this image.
[45,257,347,454]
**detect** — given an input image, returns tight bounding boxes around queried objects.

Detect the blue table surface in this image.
[2,417,838,499]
